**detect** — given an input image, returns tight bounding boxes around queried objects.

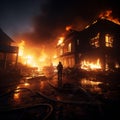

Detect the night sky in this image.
[0,0,120,46]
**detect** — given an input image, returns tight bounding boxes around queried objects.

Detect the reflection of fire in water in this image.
[13,81,30,103]
[13,93,21,106]
[13,92,20,101]
[24,82,30,86]
[81,58,101,70]
[13,86,21,103]
[80,78,102,94]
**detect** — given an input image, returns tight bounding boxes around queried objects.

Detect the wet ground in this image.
[0,73,120,120]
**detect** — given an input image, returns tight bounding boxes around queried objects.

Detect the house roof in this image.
[80,18,120,35]
[64,29,80,42]
[0,28,14,43]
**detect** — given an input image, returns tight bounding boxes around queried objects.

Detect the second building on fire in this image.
[56,18,120,71]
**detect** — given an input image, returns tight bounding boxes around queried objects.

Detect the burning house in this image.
[56,18,120,71]
[0,28,18,70]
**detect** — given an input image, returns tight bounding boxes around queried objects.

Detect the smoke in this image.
[18,0,120,50]
[32,0,101,44]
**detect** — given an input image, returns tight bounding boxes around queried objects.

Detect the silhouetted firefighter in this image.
[57,61,63,88]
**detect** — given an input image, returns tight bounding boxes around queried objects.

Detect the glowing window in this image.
[68,43,72,52]
[90,33,100,48]
[105,34,113,47]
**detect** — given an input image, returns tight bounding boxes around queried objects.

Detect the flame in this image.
[25,55,32,64]
[99,10,120,25]
[13,86,21,102]
[17,40,32,67]
[81,58,102,70]
[53,55,57,59]
[57,37,64,46]
[13,92,20,101]
[38,50,47,62]
[52,55,58,66]
[17,40,57,70]
[18,40,25,56]
[80,78,102,93]
[66,25,72,31]
[24,82,30,86]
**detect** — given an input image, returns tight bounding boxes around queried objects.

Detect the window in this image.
[68,43,72,52]
[90,33,100,48]
[105,34,113,47]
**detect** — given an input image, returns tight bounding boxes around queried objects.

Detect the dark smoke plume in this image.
[21,0,120,47]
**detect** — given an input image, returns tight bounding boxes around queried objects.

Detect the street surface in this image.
[0,74,119,120]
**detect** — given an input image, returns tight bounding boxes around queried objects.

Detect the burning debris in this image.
[16,40,59,77]
[17,40,56,68]
[81,58,101,71]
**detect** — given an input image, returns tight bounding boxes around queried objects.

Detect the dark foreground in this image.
[0,71,120,120]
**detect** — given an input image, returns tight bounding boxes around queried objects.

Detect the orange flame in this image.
[17,40,57,69]
[99,10,120,25]
[57,37,64,46]
[81,58,102,70]
[18,40,25,56]
[66,25,72,31]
